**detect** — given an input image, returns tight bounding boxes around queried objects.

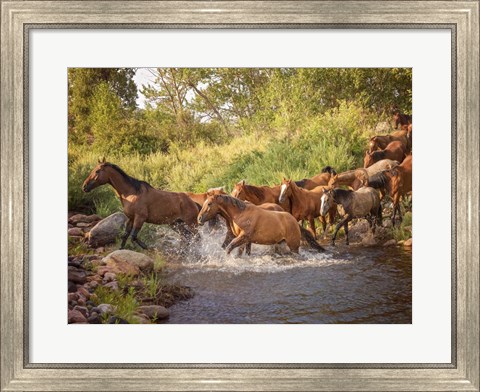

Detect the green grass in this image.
[93,284,139,324]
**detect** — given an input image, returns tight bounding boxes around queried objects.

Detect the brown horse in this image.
[294,166,337,190]
[197,194,325,254]
[278,178,336,239]
[393,109,412,129]
[82,159,199,249]
[231,180,291,211]
[384,154,412,225]
[320,187,382,246]
[219,201,285,256]
[368,131,409,153]
[364,141,406,168]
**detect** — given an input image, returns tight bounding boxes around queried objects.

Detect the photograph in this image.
[67,67,413,324]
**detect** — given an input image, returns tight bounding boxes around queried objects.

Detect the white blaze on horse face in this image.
[320,194,328,216]
[279,184,287,201]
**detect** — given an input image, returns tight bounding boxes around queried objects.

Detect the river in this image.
[154,225,411,324]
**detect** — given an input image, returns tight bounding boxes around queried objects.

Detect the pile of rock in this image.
[67,249,170,324]
[68,213,102,241]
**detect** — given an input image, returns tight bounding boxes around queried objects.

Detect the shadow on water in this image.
[151,223,412,324]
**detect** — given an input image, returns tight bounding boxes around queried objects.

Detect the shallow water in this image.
[154,225,411,324]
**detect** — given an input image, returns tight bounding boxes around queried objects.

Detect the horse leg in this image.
[131,217,148,250]
[391,193,399,226]
[319,216,327,239]
[308,217,317,239]
[221,230,235,249]
[332,215,350,246]
[225,234,249,255]
[344,221,349,245]
[246,242,252,255]
[120,219,133,249]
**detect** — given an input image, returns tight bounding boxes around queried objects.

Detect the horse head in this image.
[327,174,340,189]
[363,150,375,168]
[320,188,335,217]
[82,157,110,192]
[231,180,246,199]
[278,177,292,203]
[197,195,221,225]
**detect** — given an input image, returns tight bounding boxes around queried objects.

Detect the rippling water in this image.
[153,224,411,324]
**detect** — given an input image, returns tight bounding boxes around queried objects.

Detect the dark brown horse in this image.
[197,194,324,255]
[393,109,412,129]
[82,159,199,249]
[231,180,291,212]
[364,141,406,168]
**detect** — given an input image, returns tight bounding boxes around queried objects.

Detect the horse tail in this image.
[299,226,325,252]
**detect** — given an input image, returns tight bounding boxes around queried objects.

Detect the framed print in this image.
[1,1,479,391]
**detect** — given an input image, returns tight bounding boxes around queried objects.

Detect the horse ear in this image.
[98,156,106,163]
[240,179,245,186]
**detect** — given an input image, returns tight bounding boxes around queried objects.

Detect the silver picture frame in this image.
[1,1,478,390]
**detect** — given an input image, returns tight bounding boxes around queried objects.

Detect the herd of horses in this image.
[82,113,412,256]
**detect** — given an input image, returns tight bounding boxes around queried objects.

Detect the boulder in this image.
[69,214,102,224]
[137,305,169,321]
[103,250,154,273]
[103,281,119,291]
[404,238,412,248]
[96,303,115,315]
[86,212,128,247]
[68,227,84,237]
[73,305,89,318]
[87,312,102,324]
[383,239,397,247]
[68,267,87,284]
[68,309,88,324]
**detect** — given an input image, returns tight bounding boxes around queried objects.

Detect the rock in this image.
[382,220,393,228]
[68,223,74,229]
[137,305,169,321]
[103,272,117,283]
[68,281,77,293]
[383,239,397,247]
[96,303,115,315]
[76,222,92,228]
[77,295,87,307]
[69,214,102,224]
[68,309,88,324]
[73,305,89,318]
[403,226,412,232]
[104,281,119,291]
[100,262,139,277]
[96,247,105,253]
[103,250,154,273]
[108,316,129,324]
[68,227,84,237]
[68,293,79,303]
[404,238,412,248]
[77,286,91,300]
[86,212,128,247]
[87,312,102,324]
[84,281,99,292]
[68,267,88,284]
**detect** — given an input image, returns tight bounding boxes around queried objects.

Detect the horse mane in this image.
[321,166,337,176]
[105,163,152,193]
[372,150,385,161]
[332,188,352,202]
[245,184,266,200]
[218,194,247,210]
[295,179,307,188]
[368,171,390,192]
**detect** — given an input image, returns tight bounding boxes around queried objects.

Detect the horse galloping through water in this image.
[320,187,382,246]
[197,194,325,255]
[82,159,199,249]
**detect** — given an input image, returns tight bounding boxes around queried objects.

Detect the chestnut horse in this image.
[364,141,406,168]
[82,160,199,249]
[384,154,412,225]
[320,187,382,246]
[278,178,336,239]
[368,130,409,153]
[231,180,291,212]
[295,166,337,190]
[197,194,325,254]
